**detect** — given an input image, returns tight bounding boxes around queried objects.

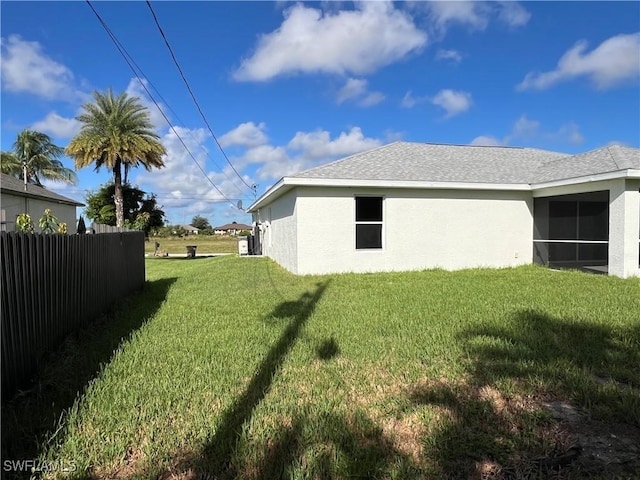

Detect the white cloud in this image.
[287,126,381,160]
[517,33,640,91]
[481,114,585,146]
[470,135,502,146]
[431,89,473,118]
[383,129,405,143]
[424,1,530,36]
[336,78,385,106]
[435,49,463,63]
[31,112,82,139]
[253,149,304,181]
[133,126,251,212]
[510,114,540,141]
[233,2,427,81]
[401,90,429,108]
[135,122,381,213]
[234,144,290,170]
[221,124,381,182]
[359,92,386,107]
[125,78,169,131]
[426,1,490,31]
[336,78,367,103]
[0,35,79,101]
[496,2,531,28]
[219,122,269,148]
[550,122,585,145]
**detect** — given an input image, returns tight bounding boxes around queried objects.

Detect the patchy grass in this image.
[3,259,639,479]
[144,235,237,255]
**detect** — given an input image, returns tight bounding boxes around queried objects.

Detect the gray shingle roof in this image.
[533,144,640,183]
[0,173,84,206]
[292,142,639,185]
[214,222,252,230]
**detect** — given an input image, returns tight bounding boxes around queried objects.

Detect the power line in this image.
[103,56,249,198]
[85,0,243,210]
[58,190,251,203]
[145,0,255,196]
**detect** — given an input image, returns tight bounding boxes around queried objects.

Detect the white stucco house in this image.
[0,173,84,232]
[247,142,640,278]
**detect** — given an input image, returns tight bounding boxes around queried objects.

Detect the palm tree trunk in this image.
[113,159,124,227]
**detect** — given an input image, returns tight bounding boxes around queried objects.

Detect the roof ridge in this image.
[427,142,526,150]
[292,141,402,177]
[606,145,621,169]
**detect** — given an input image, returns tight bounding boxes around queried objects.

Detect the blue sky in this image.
[2,1,639,228]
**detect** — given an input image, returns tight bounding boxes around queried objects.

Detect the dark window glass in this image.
[356,224,382,249]
[356,197,382,222]
[549,243,576,262]
[578,243,608,263]
[549,202,577,239]
[578,202,608,241]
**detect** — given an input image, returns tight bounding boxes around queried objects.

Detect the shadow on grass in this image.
[167,280,328,477]
[411,309,640,478]
[316,336,340,360]
[0,277,177,474]
[254,411,420,480]
[166,279,422,479]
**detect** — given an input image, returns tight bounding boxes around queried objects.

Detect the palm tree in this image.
[1,129,77,186]
[66,89,166,227]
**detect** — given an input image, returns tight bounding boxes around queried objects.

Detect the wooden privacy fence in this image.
[90,223,135,234]
[1,231,145,399]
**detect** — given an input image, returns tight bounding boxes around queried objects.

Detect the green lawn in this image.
[144,235,238,255]
[3,258,639,479]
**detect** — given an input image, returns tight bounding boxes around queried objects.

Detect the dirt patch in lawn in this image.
[541,400,640,477]
[410,376,640,478]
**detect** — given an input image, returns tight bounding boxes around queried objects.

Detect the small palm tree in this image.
[66,89,166,227]
[1,129,77,186]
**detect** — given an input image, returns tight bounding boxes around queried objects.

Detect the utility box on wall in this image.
[238,236,249,255]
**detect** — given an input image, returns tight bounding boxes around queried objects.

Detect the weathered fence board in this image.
[90,223,134,234]
[1,231,145,398]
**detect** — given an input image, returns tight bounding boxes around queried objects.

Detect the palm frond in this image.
[3,130,75,185]
[66,89,167,226]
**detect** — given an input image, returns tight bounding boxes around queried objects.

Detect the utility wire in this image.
[108,65,247,197]
[85,0,243,210]
[145,0,255,195]
[98,46,249,198]
[61,187,253,200]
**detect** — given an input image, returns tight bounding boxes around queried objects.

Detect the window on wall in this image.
[355,196,383,249]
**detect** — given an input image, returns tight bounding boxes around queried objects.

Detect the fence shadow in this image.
[171,280,330,478]
[410,309,640,478]
[1,277,177,471]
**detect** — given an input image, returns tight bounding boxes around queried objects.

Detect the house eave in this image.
[247,177,530,212]
[531,169,640,192]
[247,169,640,213]
[0,188,84,207]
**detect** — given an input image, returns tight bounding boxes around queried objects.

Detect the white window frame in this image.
[354,195,384,251]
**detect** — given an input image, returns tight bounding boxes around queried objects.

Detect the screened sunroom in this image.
[533,191,610,273]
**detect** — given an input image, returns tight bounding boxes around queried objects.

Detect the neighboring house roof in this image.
[178,224,199,231]
[214,222,252,230]
[0,173,84,206]
[248,142,640,212]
